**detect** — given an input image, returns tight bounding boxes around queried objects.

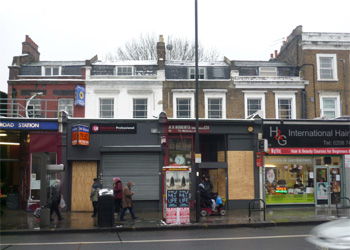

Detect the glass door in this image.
[314,166,341,207]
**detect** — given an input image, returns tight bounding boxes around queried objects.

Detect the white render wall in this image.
[85,72,164,119]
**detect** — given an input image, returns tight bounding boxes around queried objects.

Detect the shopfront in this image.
[263,120,350,207]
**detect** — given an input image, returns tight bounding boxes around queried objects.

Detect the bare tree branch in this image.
[104,33,220,61]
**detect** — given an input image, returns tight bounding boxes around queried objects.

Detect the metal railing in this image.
[336,197,350,218]
[0,98,66,118]
[248,199,266,221]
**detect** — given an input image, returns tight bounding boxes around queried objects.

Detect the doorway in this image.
[314,166,341,207]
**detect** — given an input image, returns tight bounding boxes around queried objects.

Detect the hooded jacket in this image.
[122,181,135,208]
[90,182,100,202]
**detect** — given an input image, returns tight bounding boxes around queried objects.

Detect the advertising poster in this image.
[164,168,190,224]
[316,182,328,200]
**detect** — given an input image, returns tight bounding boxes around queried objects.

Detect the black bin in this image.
[98,194,114,227]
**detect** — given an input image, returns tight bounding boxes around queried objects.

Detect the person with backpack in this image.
[113,177,123,214]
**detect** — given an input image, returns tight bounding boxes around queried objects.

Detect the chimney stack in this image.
[274,50,278,58]
[157,35,165,70]
[21,35,40,63]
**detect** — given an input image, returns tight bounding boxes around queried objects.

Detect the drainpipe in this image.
[297,64,316,118]
[339,59,348,116]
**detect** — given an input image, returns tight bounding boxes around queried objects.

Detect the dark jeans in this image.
[114,199,122,213]
[92,201,98,216]
[50,200,62,220]
[120,207,136,219]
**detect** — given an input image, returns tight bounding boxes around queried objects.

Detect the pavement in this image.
[1,206,349,235]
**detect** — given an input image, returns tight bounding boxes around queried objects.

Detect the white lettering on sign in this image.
[0,122,15,128]
[18,123,40,128]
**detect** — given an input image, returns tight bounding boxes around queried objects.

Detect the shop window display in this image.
[265,156,314,204]
[168,138,192,166]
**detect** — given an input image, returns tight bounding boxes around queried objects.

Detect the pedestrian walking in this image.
[90,178,100,217]
[120,181,138,221]
[113,177,123,214]
[49,179,64,221]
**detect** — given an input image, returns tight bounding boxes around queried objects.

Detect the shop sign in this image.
[263,124,350,148]
[74,85,85,106]
[275,186,287,194]
[269,147,350,155]
[0,121,58,130]
[72,125,89,146]
[90,123,137,134]
[168,124,210,133]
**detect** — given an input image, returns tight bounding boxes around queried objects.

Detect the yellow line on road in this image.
[0,234,310,246]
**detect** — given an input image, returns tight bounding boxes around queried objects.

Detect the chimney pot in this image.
[274,50,278,58]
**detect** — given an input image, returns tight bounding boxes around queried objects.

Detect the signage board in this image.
[90,123,137,134]
[258,139,268,152]
[168,124,210,133]
[0,121,58,130]
[74,85,85,106]
[72,125,89,146]
[263,124,349,148]
[268,147,350,155]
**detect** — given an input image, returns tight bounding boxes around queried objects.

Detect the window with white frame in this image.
[133,98,148,118]
[58,98,74,117]
[274,92,296,119]
[316,54,338,80]
[117,66,133,76]
[204,90,226,119]
[319,93,340,119]
[99,98,114,118]
[43,66,60,76]
[259,67,277,77]
[172,90,195,118]
[244,92,266,118]
[189,67,205,79]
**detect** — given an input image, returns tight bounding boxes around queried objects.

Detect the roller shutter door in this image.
[102,153,160,201]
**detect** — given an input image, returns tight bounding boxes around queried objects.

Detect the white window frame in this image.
[58,98,74,117]
[319,92,341,119]
[132,98,148,119]
[42,66,61,76]
[99,98,115,118]
[259,67,277,77]
[116,66,133,76]
[172,90,195,118]
[204,90,227,119]
[274,91,297,119]
[316,54,338,81]
[243,91,266,118]
[189,67,206,79]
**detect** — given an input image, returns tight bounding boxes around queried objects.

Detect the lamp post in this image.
[194,0,200,222]
[26,92,43,118]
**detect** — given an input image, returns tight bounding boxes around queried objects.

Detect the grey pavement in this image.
[1,206,349,235]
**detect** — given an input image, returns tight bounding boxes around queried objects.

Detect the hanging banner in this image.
[74,85,85,106]
[72,125,89,146]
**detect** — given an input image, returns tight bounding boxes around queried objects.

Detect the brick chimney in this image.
[157,35,165,70]
[21,35,40,63]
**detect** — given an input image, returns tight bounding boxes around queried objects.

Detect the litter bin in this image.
[98,190,114,227]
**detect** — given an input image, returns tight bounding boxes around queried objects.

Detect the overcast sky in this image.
[1,0,349,93]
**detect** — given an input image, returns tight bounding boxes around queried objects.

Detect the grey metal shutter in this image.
[102,153,160,200]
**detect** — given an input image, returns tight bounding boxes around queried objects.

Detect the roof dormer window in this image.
[259,67,277,76]
[189,67,205,79]
[117,66,133,76]
[43,66,61,76]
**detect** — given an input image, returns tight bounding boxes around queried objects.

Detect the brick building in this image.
[277,25,350,119]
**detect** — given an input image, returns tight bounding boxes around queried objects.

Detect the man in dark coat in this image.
[49,180,63,221]
[202,175,213,194]
[120,181,138,221]
[199,183,216,211]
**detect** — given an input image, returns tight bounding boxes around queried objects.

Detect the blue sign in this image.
[74,85,85,106]
[0,121,58,130]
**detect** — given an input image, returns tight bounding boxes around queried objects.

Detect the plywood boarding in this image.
[227,151,254,200]
[209,168,226,199]
[217,151,225,162]
[71,161,97,212]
